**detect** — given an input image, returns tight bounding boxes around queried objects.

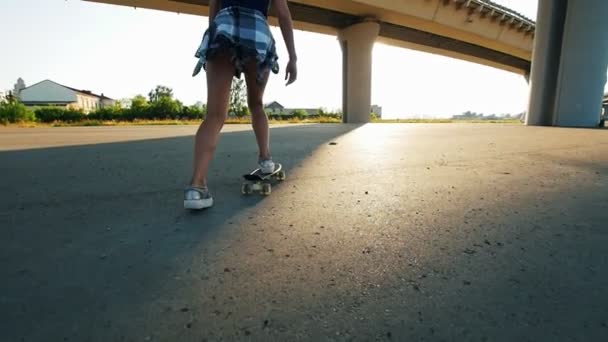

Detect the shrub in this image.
[269,114,295,121]
[291,109,307,119]
[89,106,124,121]
[181,105,205,120]
[34,107,63,122]
[0,102,35,123]
[34,107,85,123]
[240,106,251,117]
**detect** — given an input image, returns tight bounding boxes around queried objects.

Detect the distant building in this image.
[264,101,284,114]
[264,101,318,115]
[13,78,26,100]
[19,80,115,113]
[119,98,133,109]
[0,90,7,103]
[371,104,383,118]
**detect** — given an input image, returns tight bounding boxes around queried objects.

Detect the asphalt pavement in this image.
[1,123,607,341]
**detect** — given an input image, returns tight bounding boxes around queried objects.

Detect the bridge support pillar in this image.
[527,0,608,127]
[338,21,380,123]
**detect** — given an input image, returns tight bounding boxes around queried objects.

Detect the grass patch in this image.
[4,116,342,127]
[372,118,453,123]
[372,118,522,124]
[1,117,523,128]
[48,119,201,127]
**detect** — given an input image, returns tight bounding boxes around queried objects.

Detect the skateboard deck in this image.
[241,163,285,195]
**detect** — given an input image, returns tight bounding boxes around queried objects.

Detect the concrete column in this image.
[526,0,567,126]
[338,21,380,123]
[553,0,608,127]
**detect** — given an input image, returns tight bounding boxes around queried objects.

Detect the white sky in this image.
[0,0,555,118]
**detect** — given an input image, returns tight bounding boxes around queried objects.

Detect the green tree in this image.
[2,91,18,105]
[128,95,149,120]
[147,86,184,119]
[229,78,247,117]
[148,85,173,102]
[182,105,205,120]
[131,95,148,108]
[149,96,182,119]
[0,101,35,123]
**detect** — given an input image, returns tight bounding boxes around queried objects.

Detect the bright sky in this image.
[1,0,540,118]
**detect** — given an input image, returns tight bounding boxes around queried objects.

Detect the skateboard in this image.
[241,163,286,195]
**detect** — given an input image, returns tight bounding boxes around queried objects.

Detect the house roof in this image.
[20,100,75,105]
[21,79,115,100]
[265,101,284,108]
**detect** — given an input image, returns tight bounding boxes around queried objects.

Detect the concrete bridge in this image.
[85,0,608,127]
[602,93,608,126]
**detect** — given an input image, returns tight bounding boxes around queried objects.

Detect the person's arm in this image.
[272,0,298,85]
[208,0,219,26]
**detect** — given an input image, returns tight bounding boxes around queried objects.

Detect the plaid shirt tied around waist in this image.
[193,6,280,83]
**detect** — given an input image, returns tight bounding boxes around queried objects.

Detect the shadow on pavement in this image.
[0,124,362,342]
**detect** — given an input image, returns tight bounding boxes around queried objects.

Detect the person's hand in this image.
[285,59,297,86]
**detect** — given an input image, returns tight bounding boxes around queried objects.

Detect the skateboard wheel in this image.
[276,171,286,181]
[241,183,252,195]
[261,183,271,195]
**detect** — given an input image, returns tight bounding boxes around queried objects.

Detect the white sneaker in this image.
[259,158,275,174]
[184,186,213,210]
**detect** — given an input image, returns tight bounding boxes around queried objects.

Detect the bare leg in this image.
[243,62,271,160]
[190,50,235,187]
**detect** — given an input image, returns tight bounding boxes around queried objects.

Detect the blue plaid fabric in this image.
[192,6,280,84]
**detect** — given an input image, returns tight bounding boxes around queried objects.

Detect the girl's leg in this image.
[190,49,235,187]
[243,62,271,161]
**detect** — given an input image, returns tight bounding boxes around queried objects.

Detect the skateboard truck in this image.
[241,163,286,195]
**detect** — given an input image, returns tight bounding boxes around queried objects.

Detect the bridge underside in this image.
[174,0,531,73]
[86,0,536,123]
[85,0,534,122]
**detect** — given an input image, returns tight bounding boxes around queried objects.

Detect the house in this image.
[264,101,318,116]
[264,101,284,114]
[0,90,7,103]
[18,80,115,113]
